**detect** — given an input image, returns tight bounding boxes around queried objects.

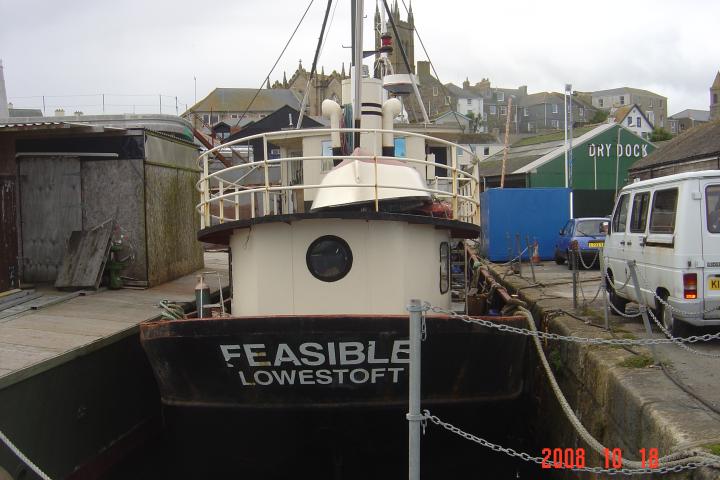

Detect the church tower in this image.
[711,71,720,121]
[374,0,415,75]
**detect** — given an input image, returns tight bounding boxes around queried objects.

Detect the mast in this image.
[351,0,364,148]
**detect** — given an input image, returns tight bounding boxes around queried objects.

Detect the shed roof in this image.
[9,108,42,117]
[629,120,720,172]
[477,123,615,178]
[592,87,666,99]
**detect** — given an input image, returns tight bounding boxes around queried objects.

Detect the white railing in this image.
[196,127,481,228]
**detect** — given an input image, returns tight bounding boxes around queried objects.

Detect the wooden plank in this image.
[0,291,42,311]
[19,157,82,282]
[0,325,99,351]
[8,314,125,337]
[0,288,21,299]
[0,177,19,292]
[54,220,114,290]
[0,289,34,305]
[0,342,57,371]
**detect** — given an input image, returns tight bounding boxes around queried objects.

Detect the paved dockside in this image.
[486,260,720,479]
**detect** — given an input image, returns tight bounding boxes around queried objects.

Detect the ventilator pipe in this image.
[381,97,401,157]
[322,99,343,158]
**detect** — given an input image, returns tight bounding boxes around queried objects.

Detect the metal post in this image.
[599,248,609,330]
[159,94,162,114]
[571,248,578,309]
[627,260,659,363]
[515,233,523,277]
[407,299,423,480]
[102,94,105,113]
[526,235,536,284]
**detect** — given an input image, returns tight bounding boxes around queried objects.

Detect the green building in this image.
[477,123,656,217]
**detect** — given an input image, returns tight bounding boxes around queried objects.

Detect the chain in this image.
[647,309,720,358]
[429,306,720,346]
[576,249,599,270]
[607,297,643,318]
[603,270,720,317]
[422,410,720,476]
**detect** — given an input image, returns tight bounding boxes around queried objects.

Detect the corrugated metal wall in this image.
[0,176,18,291]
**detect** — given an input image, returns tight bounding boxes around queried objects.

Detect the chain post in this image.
[526,235,536,284]
[599,247,609,330]
[571,240,578,309]
[515,233,523,277]
[627,260,659,364]
[406,299,425,480]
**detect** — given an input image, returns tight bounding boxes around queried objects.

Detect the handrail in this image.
[197,127,482,228]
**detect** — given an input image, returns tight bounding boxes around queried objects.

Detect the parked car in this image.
[604,170,720,336]
[554,217,609,269]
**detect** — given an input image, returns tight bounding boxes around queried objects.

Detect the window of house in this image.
[659,100,663,108]
[578,107,584,117]
[598,98,604,107]
[629,192,650,233]
[649,99,654,107]
[444,96,450,105]
[551,119,560,128]
[649,188,679,234]
[483,147,490,155]
[202,114,209,123]
[619,95,625,105]
[433,86,438,96]
[497,92,505,102]
[499,106,507,115]
[637,117,642,128]
[527,122,534,132]
[230,114,238,119]
[523,107,528,117]
[627,117,632,126]
[552,104,558,114]
[714,94,719,105]
[612,194,630,233]
[210,115,219,124]
[466,98,472,106]
[671,122,677,133]
[489,105,497,114]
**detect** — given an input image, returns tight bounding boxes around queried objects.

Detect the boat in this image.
[139,1,529,474]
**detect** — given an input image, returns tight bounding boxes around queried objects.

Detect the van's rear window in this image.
[649,188,678,234]
[707,185,720,233]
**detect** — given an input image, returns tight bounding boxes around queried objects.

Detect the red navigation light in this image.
[381,34,392,47]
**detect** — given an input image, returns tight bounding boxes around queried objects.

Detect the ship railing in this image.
[196,127,481,228]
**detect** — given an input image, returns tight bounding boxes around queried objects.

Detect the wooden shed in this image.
[0,115,204,292]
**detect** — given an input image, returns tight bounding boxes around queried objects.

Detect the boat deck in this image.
[0,252,229,389]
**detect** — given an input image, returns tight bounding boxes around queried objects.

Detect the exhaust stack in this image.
[381,98,401,157]
[322,99,343,159]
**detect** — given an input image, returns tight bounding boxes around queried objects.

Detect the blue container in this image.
[480,188,570,262]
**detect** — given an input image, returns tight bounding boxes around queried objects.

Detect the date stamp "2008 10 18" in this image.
[540,447,660,470]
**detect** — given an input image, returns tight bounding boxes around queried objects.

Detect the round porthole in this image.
[306,235,353,282]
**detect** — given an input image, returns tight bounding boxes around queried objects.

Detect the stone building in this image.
[589,87,668,129]
[374,1,415,75]
[668,109,710,135]
[273,61,346,117]
[517,92,596,134]
[711,71,720,121]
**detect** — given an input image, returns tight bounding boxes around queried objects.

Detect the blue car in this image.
[554,217,609,269]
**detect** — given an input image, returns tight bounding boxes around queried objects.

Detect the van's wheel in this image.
[658,299,688,338]
[554,249,565,265]
[606,274,628,315]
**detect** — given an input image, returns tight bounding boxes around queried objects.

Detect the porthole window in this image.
[306,235,353,282]
[439,242,450,294]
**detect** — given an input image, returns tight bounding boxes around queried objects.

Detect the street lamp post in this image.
[564,83,574,218]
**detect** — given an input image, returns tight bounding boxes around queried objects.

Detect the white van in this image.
[604,170,720,336]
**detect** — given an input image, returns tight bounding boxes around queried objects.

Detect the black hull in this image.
[140,314,528,410]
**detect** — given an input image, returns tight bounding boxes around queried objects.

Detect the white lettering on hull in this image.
[220,340,410,386]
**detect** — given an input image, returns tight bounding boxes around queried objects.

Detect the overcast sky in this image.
[1,0,718,118]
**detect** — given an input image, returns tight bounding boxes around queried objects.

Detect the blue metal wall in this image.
[480,188,570,262]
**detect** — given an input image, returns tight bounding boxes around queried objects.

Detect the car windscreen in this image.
[575,220,608,237]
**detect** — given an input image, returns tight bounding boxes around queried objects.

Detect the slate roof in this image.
[712,72,720,90]
[629,120,720,172]
[613,104,653,127]
[669,109,710,122]
[184,88,301,115]
[226,105,323,142]
[9,108,42,117]
[476,123,613,178]
[444,83,480,99]
[592,87,666,99]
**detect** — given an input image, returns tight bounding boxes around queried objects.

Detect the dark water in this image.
[106,402,546,479]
